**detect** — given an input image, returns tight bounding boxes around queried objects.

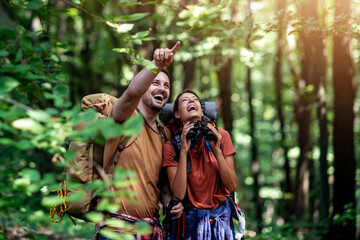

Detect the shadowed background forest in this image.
[0,0,359,239]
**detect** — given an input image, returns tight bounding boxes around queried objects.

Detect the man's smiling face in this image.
[141,71,170,112]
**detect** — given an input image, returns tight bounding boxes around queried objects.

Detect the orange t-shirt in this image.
[162,128,236,210]
[110,116,170,218]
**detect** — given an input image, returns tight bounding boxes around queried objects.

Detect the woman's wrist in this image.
[213,147,222,156]
[180,148,188,155]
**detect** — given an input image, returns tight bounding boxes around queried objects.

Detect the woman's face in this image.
[174,92,203,124]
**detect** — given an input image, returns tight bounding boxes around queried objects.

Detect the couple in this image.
[97,41,237,240]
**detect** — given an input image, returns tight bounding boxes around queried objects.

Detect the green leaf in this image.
[113,167,137,181]
[144,1,157,4]
[12,118,44,134]
[97,118,124,139]
[98,229,124,240]
[0,138,16,145]
[53,84,69,96]
[0,76,19,93]
[122,114,143,136]
[41,82,52,90]
[0,27,16,40]
[0,50,9,57]
[14,64,31,74]
[96,198,120,212]
[75,109,97,124]
[234,28,249,37]
[113,13,149,22]
[14,49,23,63]
[40,42,52,52]
[117,23,134,33]
[179,9,191,19]
[20,168,41,182]
[96,0,110,5]
[249,35,263,42]
[133,30,149,38]
[27,109,51,123]
[113,48,130,54]
[42,196,65,207]
[243,18,253,28]
[141,37,156,42]
[132,39,142,45]
[305,84,315,92]
[27,0,44,9]
[105,219,130,229]
[141,59,157,73]
[66,191,86,202]
[13,178,30,187]
[135,221,151,235]
[20,37,33,51]
[85,211,104,223]
[50,53,59,62]
[17,139,33,150]
[56,41,68,49]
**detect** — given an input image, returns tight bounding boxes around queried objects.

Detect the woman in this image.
[162,89,237,240]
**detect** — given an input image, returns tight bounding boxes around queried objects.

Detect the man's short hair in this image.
[160,69,170,79]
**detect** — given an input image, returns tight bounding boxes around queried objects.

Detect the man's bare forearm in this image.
[112,68,157,122]
[112,41,180,122]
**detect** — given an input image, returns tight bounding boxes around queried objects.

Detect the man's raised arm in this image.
[112,41,180,122]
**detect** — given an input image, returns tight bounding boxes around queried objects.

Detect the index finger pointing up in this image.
[170,41,181,53]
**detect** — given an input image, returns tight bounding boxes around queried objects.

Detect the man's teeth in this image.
[154,94,163,100]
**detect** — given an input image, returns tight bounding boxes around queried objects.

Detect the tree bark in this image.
[217,59,234,134]
[310,6,330,223]
[274,0,293,221]
[294,0,320,219]
[330,0,356,238]
[245,35,262,232]
[182,59,197,90]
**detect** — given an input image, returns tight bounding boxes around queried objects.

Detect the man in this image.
[96,42,183,240]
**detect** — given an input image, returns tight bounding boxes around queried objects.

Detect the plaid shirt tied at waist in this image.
[96,212,165,240]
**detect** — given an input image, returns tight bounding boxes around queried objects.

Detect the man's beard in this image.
[149,101,165,112]
[142,95,166,112]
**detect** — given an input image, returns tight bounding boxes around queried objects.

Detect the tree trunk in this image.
[167,58,175,102]
[310,5,330,223]
[330,0,356,239]
[217,59,234,134]
[245,36,262,233]
[182,59,196,90]
[294,0,320,219]
[274,0,292,221]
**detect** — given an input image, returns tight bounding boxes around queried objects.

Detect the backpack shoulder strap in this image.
[103,133,138,174]
[170,132,192,173]
[105,134,137,173]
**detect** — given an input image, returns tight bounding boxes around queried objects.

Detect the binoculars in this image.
[186,120,216,141]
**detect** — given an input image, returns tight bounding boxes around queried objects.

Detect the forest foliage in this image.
[0,0,359,239]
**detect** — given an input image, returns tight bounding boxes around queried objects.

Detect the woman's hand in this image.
[180,121,194,152]
[207,123,222,153]
[167,122,193,200]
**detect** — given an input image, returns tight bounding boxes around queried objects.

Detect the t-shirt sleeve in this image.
[219,129,236,158]
[162,141,178,167]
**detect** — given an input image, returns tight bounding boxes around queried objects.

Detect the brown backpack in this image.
[64,93,138,220]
